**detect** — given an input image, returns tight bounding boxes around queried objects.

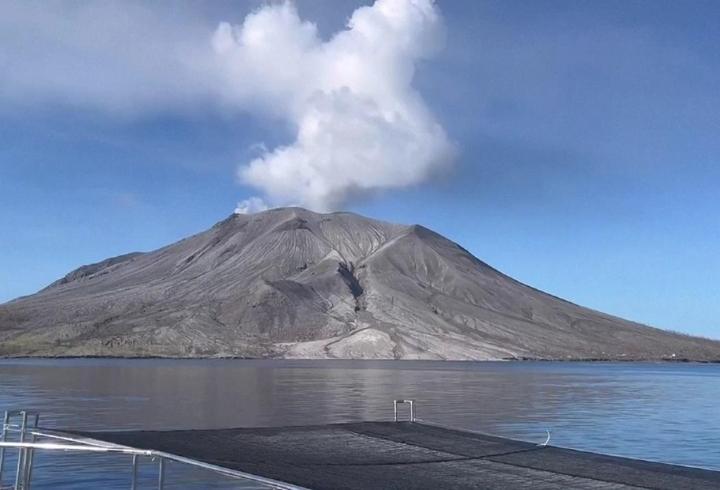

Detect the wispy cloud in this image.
[0,1,213,116]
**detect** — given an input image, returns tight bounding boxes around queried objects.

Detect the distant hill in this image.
[2,207,719,360]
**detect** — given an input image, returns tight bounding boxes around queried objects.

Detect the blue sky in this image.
[1,0,718,339]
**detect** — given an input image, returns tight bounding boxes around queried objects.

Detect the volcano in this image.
[1,207,718,360]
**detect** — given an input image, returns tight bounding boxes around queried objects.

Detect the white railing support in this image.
[14,411,28,490]
[158,457,165,489]
[0,410,9,483]
[131,454,138,490]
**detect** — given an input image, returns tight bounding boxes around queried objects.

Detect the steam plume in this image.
[0,0,454,212]
[219,0,455,212]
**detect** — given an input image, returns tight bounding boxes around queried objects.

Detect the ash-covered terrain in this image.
[1,207,719,360]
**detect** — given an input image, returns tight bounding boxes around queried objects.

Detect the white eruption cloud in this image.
[0,0,455,212]
[217,0,455,211]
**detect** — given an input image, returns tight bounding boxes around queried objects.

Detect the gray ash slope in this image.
[2,207,719,360]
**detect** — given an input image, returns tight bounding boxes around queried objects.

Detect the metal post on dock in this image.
[131,454,138,490]
[157,457,165,489]
[23,413,39,489]
[0,410,9,484]
[393,399,415,422]
[14,411,28,490]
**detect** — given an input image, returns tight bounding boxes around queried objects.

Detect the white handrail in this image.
[0,441,152,455]
[0,429,307,490]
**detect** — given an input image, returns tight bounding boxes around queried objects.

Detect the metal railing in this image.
[0,410,305,490]
[0,410,40,490]
[393,399,415,422]
[2,402,423,489]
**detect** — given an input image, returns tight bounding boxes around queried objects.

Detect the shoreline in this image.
[0,355,718,363]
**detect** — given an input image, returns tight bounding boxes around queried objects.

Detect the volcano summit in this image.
[1,208,718,360]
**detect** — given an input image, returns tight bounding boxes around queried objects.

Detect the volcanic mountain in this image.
[1,207,718,360]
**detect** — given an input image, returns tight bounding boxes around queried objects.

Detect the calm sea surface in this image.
[0,359,718,488]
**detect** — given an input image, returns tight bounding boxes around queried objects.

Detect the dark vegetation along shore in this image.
[2,207,719,361]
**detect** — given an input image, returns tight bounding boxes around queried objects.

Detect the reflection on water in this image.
[0,359,719,488]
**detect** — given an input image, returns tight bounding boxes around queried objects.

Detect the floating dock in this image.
[80,421,720,490]
[2,402,719,489]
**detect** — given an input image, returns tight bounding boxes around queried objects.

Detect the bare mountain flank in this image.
[1,207,719,360]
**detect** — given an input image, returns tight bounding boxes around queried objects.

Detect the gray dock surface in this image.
[81,421,720,489]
